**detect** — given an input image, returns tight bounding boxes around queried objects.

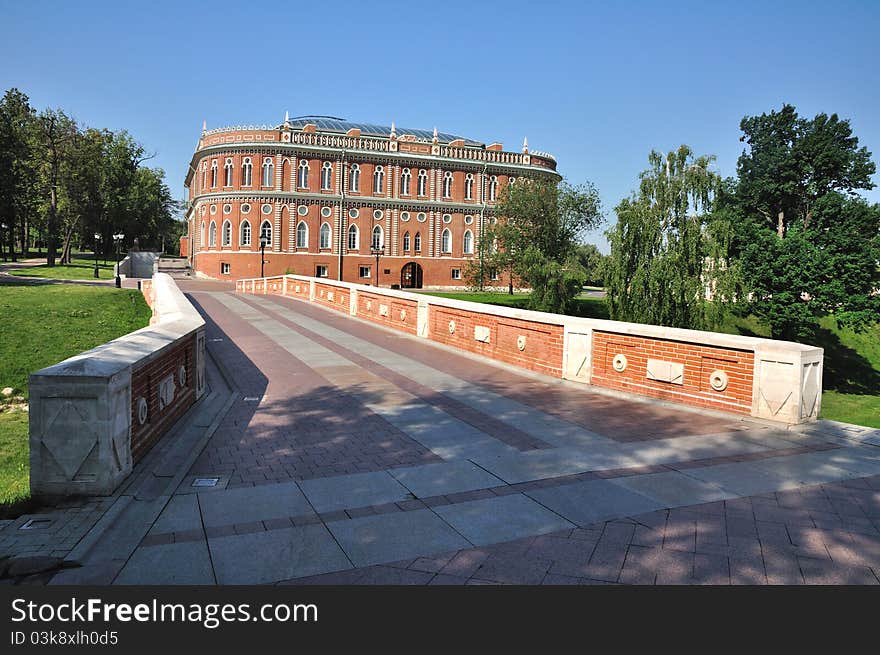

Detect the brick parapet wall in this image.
[591,331,754,415]
[235,274,824,425]
[29,274,207,497]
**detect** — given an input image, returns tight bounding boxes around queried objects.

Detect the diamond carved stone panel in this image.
[42,398,99,480]
[645,358,684,385]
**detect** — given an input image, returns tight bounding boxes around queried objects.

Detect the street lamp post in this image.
[113,233,124,288]
[93,233,101,278]
[260,234,269,277]
[370,247,384,287]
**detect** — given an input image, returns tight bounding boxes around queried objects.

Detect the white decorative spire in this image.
[522,137,529,153]
[390,121,396,137]
[202,120,207,135]
[284,110,290,128]
[432,126,439,142]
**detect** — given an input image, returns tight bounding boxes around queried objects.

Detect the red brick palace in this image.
[182,114,560,288]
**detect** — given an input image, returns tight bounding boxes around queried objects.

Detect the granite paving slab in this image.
[388,460,505,498]
[680,462,803,496]
[610,471,736,507]
[326,509,471,567]
[470,445,638,484]
[114,541,214,585]
[433,494,575,546]
[198,481,314,528]
[209,524,351,584]
[148,494,202,535]
[525,479,665,526]
[298,471,412,513]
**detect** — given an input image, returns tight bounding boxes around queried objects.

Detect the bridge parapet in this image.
[236,275,823,425]
[29,274,206,497]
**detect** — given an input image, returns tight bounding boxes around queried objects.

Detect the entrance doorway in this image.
[400,261,423,289]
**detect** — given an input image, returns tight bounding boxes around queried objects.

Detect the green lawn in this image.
[420,291,880,428]
[0,282,151,514]
[7,257,117,280]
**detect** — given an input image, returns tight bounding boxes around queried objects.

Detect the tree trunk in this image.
[776,210,785,239]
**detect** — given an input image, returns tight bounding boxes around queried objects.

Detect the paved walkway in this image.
[5,279,880,584]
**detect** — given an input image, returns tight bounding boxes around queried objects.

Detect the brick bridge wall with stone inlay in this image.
[235,274,824,425]
[29,273,206,498]
[591,331,754,415]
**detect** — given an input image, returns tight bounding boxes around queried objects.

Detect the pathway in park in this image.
[5,279,880,585]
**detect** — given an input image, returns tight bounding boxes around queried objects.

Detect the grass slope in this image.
[0,283,151,513]
[8,257,117,280]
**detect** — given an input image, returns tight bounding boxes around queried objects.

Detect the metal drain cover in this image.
[192,477,220,488]
[20,518,53,530]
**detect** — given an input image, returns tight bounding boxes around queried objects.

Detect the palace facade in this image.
[183,114,560,288]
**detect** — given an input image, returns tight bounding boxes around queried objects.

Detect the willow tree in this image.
[605,145,725,329]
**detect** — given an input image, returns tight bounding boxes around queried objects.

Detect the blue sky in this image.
[2,0,878,252]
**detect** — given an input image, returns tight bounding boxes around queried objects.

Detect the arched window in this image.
[319,222,331,249]
[371,225,384,250]
[441,228,451,253]
[221,220,232,246]
[349,163,360,192]
[296,221,308,248]
[417,170,427,196]
[321,162,332,190]
[262,157,274,187]
[298,160,309,189]
[210,160,218,188]
[401,168,411,196]
[260,220,272,247]
[443,171,453,198]
[463,229,473,254]
[200,221,205,248]
[208,221,217,247]
[465,173,474,200]
[373,166,384,194]
[414,232,422,252]
[403,231,410,251]
[489,175,498,201]
[201,162,207,190]
[224,158,233,186]
[240,220,251,247]
[241,157,253,187]
[348,224,359,250]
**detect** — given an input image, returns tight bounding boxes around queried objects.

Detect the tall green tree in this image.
[735,105,878,339]
[0,88,37,260]
[471,178,602,314]
[572,243,606,287]
[605,145,727,329]
[34,108,78,266]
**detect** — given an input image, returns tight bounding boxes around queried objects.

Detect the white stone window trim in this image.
[319,222,332,249]
[241,157,253,187]
[296,221,308,248]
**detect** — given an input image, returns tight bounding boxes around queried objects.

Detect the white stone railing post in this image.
[751,343,823,423]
